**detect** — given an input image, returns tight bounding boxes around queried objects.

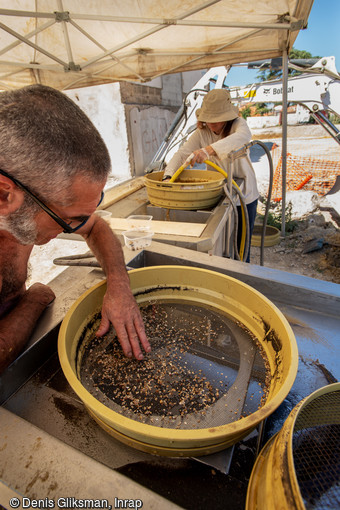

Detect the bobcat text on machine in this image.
[230,55,340,142]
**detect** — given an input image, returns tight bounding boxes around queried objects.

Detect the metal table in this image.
[1,242,339,510]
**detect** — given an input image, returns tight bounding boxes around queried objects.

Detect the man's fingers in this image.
[134,314,151,354]
[96,315,110,337]
[125,318,149,360]
[114,324,133,358]
[98,292,151,360]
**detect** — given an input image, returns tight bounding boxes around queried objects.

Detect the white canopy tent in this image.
[0,0,313,91]
[0,0,315,235]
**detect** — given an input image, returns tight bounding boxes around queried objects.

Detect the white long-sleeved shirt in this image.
[164,117,259,204]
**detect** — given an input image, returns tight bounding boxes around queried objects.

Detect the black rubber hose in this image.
[223,183,240,260]
[250,140,274,266]
[223,181,250,262]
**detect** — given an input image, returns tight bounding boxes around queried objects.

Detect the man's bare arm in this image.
[82,215,151,360]
[0,283,55,373]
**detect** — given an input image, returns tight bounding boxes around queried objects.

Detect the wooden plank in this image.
[108,217,207,237]
[99,177,145,208]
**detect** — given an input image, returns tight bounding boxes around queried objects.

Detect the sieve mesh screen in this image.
[78,302,270,430]
[293,391,340,510]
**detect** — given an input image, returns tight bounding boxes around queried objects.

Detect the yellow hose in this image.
[169,160,247,261]
[169,163,187,183]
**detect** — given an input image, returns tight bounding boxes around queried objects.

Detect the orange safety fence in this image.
[270,148,340,201]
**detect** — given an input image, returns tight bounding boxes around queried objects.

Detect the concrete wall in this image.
[120,72,203,176]
[65,84,130,184]
[247,115,279,129]
[127,105,176,176]
[247,104,310,129]
[66,70,206,182]
[161,73,183,106]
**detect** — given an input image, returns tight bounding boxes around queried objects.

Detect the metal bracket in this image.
[277,14,304,31]
[163,19,176,26]
[137,48,150,55]
[54,11,70,22]
[64,61,81,72]
[290,19,305,31]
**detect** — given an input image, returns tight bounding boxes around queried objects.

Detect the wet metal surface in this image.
[2,351,255,510]
[263,301,340,441]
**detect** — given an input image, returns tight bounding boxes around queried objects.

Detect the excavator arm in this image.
[229,56,340,143]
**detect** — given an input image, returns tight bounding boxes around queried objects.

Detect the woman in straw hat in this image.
[163,88,259,262]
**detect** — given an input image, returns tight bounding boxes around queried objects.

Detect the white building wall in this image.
[247,116,279,129]
[247,105,310,129]
[66,83,131,183]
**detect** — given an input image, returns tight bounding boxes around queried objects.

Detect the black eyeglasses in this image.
[0,168,104,234]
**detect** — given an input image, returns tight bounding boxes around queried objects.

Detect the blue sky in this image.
[225,0,340,86]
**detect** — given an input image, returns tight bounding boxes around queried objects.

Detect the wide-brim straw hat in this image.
[196,89,239,122]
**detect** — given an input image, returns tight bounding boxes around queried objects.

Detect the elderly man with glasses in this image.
[0,84,151,373]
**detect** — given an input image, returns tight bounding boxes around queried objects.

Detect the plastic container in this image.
[122,229,154,251]
[251,225,280,247]
[95,210,112,219]
[144,170,224,210]
[127,215,153,229]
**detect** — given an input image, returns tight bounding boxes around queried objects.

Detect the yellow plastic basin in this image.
[144,170,224,209]
[251,225,281,247]
[58,266,298,456]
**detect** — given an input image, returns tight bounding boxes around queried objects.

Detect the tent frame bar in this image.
[0,21,67,67]
[0,19,55,57]
[0,8,303,31]
[68,19,145,81]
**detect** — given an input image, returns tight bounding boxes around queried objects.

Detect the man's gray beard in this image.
[0,199,38,245]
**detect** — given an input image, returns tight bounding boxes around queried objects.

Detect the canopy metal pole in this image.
[281,48,288,237]
[0,21,67,67]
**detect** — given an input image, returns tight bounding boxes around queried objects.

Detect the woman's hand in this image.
[190,146,215,165]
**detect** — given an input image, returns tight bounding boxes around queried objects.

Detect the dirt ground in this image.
[248,123,340,284]
[250,211,340,284]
